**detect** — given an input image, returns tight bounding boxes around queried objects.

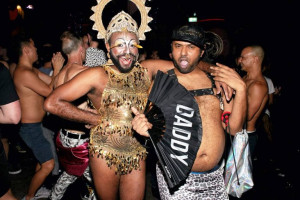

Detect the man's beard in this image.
[110,52,138,73]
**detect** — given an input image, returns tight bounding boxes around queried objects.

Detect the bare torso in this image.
[171,67,225,172]
[14,67,46,123]
[54,63,87,88]
[244,76,268,131]
[54,63,89,133]
[140,60,224,171]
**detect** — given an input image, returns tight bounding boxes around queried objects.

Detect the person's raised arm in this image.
[49,52,65,88]
[51,52,65,77]
[200,61,234,101]
[211,63,247,135]
[37,52,64,85]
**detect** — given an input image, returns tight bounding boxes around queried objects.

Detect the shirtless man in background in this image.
[12,33,64,200]
[238,45,268,158]
[50,30,96,200]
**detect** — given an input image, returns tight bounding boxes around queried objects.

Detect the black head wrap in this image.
[171,24,206,49]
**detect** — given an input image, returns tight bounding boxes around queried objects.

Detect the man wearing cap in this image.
[131,24,247,199]
[44,0,235,199]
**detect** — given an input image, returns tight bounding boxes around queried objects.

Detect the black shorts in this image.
[19,122,53,164]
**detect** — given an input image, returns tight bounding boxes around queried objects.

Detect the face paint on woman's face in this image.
[109,32,139,73]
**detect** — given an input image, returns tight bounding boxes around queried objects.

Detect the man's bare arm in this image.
[203,62,234,100]
[141,59,174,79]
[45,96,99,125]
[0,100,21,124]
[51,52,65,77]
[13,68,52,98]
[142,59,234,100]
[44,68,103,126]
[49,52,65,88]
[36,68,52,84]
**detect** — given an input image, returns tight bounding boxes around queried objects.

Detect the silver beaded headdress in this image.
[90,0,153,43]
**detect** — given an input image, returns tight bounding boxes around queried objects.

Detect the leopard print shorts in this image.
[156,164,229,200]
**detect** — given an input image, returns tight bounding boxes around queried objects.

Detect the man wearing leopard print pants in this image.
[131,24,247,199]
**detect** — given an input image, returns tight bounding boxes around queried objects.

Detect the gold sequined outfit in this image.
[89,63,151,174]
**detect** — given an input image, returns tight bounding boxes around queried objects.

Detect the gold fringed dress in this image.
[89,63,151,175]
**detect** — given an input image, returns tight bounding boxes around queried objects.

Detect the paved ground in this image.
[9,142,299,200]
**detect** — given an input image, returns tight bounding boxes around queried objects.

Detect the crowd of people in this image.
[0,0,291,200]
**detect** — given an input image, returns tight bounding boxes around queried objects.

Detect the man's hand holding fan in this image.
[131,70,202,189]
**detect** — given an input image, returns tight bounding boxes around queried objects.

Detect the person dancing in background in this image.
[50,30,97,200]
[12,34,64,200]
[237,45,268,159]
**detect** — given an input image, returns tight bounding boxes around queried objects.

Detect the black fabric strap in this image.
[207,73,216,88]
[189,88,214,96]
[167,69,215,97]
[167,69,176,77]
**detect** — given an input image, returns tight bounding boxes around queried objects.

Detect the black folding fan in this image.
[144,70,202,188]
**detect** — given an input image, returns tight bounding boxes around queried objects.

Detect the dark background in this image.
[1,0,297,79]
